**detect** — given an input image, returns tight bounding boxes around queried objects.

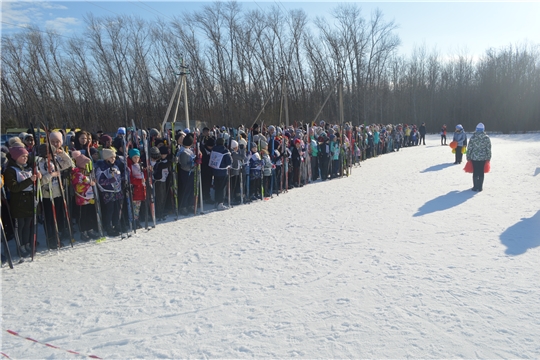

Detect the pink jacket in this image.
[71,167,95,206]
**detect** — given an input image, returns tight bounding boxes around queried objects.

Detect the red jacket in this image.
[128,158,146,201]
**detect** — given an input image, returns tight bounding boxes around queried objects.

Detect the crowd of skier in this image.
[1,120,428,267]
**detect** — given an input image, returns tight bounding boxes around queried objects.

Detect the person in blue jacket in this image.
[452,124,467,164]
[210,137,232,210]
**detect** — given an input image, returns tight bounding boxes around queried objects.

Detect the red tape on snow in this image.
[1,352,12,359]
[5,330,102,359]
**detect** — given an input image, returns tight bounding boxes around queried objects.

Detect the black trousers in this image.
[472,160,486,190]
[155,181,167,218]
[455,146,464,164]
[201,166,213,201]
[319,157,329,180]
[78,203,98,233]
[214,175,227,205]
[42,197,66,240]
[311,156,319,181]
[101,199,120,231]
[15,217,33,247]
[179,169,194,210]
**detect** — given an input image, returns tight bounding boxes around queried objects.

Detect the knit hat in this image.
[89,147,98,156]
[476,123,485,132]
[117,127,126,135]
[100,134,112,144]
[8,137,24,147]
[19,132,29,141]
[128,148,140,159]
[9,146,28,162]
[260,140,268,149]
[74,153,91,169]
[147,147,159,160]
[183,128,190,134]
[71,150,82,159]
[149,128,160,138]
[159,146,169,155]
[238,138,247,147]
[456,124,463,131]
[230,140,238,149]
[102,148,116,161]
[250,142,257,150]
[49,131,63,143]
[182,134,194,147]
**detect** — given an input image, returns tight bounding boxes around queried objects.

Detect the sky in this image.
[1,1,540,60]
[2,133,540,358]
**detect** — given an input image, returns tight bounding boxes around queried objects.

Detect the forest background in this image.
[1,1,539,133]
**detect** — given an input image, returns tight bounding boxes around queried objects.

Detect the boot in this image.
[107,227,120,237]
[19,246,30,258]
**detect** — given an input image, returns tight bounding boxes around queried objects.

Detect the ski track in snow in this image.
[2,134,540,358]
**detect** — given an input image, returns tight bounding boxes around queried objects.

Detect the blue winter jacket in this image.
[453,131,467,146]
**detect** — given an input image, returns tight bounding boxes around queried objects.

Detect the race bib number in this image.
[209,151,225,169]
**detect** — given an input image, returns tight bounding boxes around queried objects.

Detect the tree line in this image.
[2,1,539,133]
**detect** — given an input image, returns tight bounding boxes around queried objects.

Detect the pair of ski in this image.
[138,121,157,230]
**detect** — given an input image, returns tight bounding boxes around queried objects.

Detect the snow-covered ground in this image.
[2,133,539,359]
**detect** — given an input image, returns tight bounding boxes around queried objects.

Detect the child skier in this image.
[153,146,171,220]
[71,151,99,241]
[209,137,232,210]
[4,146,41,257]
[37,140,73,248]
[248,142,262,200]
[178,134,196,215]
[95,148,123,236]
[127,148,146,228]
[260,149,273,196]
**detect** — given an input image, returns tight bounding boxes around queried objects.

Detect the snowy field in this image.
[1,133,539,359]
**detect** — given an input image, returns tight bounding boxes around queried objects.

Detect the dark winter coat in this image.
[153,158,171,183]
[3,158,35,218]
[95,159,123,204]
[210,145,232,177]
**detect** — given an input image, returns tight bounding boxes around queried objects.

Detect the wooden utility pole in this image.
[282,70,289,128]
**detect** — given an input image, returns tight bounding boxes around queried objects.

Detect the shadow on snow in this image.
[534,167,540,177]
[413,190,476,217]
[420,162,456,173]
[500,210,540,255]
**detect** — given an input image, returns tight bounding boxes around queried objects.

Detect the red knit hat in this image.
[9,147,28,162]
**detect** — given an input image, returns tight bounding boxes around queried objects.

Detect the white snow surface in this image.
[2,134,540,359]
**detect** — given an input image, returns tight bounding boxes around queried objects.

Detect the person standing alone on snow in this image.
[440,124,447,145]
[419,123,426,145]
[466,123,491,192]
